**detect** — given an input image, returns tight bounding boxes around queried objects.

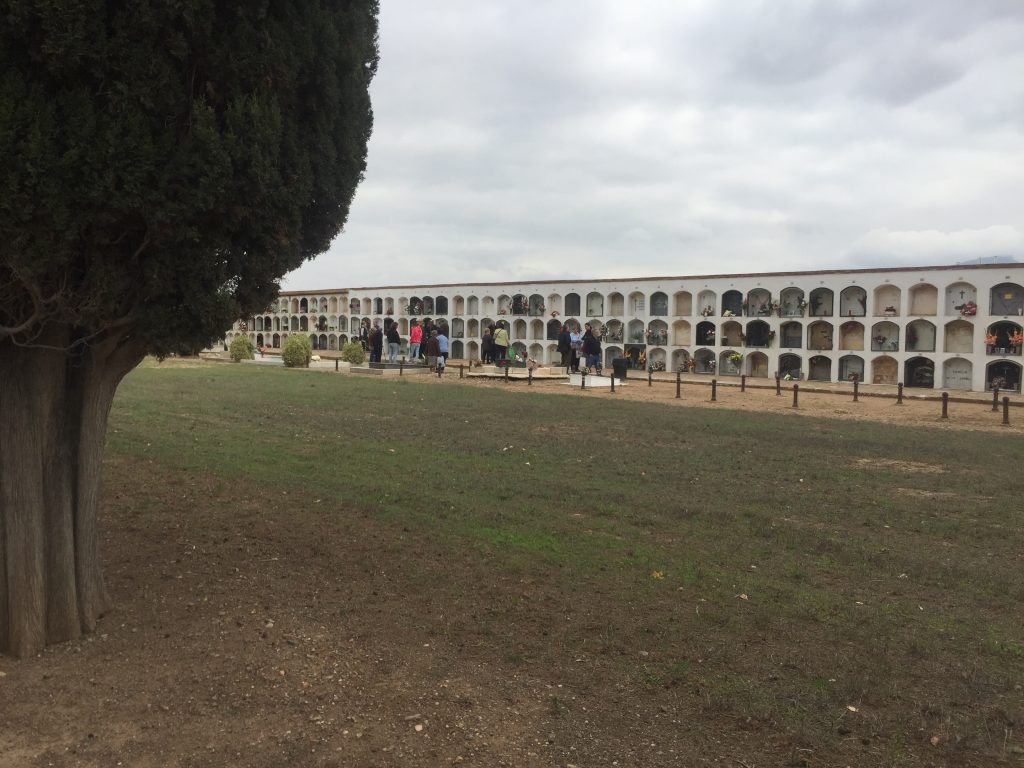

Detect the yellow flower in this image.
[651,570,665,580]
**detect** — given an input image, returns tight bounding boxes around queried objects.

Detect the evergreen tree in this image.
[0,1,378,656]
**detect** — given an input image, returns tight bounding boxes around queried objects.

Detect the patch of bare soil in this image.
[854,458,947,474]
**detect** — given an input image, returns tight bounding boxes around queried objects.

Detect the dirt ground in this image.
[0,362,1019,767]
[414,366,1023,434]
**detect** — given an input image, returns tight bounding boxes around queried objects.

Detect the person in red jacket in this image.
[408,319,423,363]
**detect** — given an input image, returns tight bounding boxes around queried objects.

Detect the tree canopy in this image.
[0,0,378,351]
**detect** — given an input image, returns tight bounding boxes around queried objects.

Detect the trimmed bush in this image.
[282,335,313,368]
[229,335,255,362]
[340,341,366,365]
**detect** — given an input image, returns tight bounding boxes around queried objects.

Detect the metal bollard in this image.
[676,370,681,399]
[504,365,509,383]
[610,374,616,393]
[460,363,464,379]
[335,358,339,372]
[741,374,746,393]
[992,387,1000,412]
[581,370,586,390]
[399,361,403,376]
[648,370,653,387]
[941,391,948,419]
[711,378,717,402]
[775,374,781,396]
[1003,396,1011,426]
[853,380,859,402]
[528,368,533,386]
[792,384,799,408]
[896,382,904,405]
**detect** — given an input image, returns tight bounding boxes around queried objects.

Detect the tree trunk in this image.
[0,328,145,657]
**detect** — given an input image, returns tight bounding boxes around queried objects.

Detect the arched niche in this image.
[908,283,937,316]
[987,360,1022,392]
[778,353,802,379]
[745,288,772,316]
[646,320,668,346]
[481,296,495,315]
[780,321,802,349]
[528,294,545,316]
[586,292,604,316]
[604,319,623,343]
[871,321,900,351]
[838,355,864,382]
[990,283,1024,316]
[872,355,898,385]
[467,295,480,315]
[719,350,742,375]
[650,292,668,316]
[721,321,743,346]
[451,318,465,338]
[530,319,544,340]
[606,292,624,316]
[673,291,692,316]
[721,290,743,316]
[546,319,561,340]
[944,282,976,316]
[671,348,691,371]
[695,321,715,345]
[779,287,805,317]
[944,319,973,353]
[906,319,936,352]
[745,320,770,347]
[564,293,581,316]
[547,293,562,314]
[627,319,645,343]
[839,286,867,317]
[808,355,832,382]
[672,320,691,346]
[694,348,716,373]
[838,321,864,350]
[943,358,973,390]
[628,291,645,316]
[905,356,935,388]
[809,288,833,317]
[746,351,769,378]
[696,290,716,317]
[807,321,833,350]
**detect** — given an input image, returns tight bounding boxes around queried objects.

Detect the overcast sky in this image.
[283,0,1024,291]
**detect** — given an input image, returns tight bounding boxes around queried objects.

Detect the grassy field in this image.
[87,361,1024,765]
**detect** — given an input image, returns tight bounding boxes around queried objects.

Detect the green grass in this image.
[105,361,1024,763]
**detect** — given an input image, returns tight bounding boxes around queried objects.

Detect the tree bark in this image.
[0,328,145,657]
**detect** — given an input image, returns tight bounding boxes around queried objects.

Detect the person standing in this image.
[581,323,602,373]
[436,327,449,366]
[492,322,510,366]
[425,329,441,371]
[408,319,423,363]
[385,321,400,363]
[569,325,582,372]
[369,321,383,363]
[420,319,433,359]
[557,323,572,371]
[359,320,369,352]
[481,327,494,364]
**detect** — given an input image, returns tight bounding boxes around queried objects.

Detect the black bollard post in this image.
[775,374,781,396]
[896,382,904,405]
[648,370,653,388]
[610,374,616,394]
[528,368,533,386]
[676,371,681,399]
[335,358,339,372]
[711,378,717,402]
[992,387,1000,412]
[504,365,509,383]
[1003,396,1010,426]
[399,361,403,376]
[853,380,859,402]
[741,374,746,393]
[460,363,464,379]
[941,391,949,419]
[792,384,799,408]
[581,370,586,390]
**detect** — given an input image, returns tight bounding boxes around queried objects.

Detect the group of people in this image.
[557,322,602,373]
[359,318,603,374]
[480,322,511,365]
[361,318,449,371]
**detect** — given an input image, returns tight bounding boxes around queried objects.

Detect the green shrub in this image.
[340,341,366,365]
[282,335,313,368]
[229,335,255,362]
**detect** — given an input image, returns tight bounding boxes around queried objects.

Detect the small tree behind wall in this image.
[0,3,378,656]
